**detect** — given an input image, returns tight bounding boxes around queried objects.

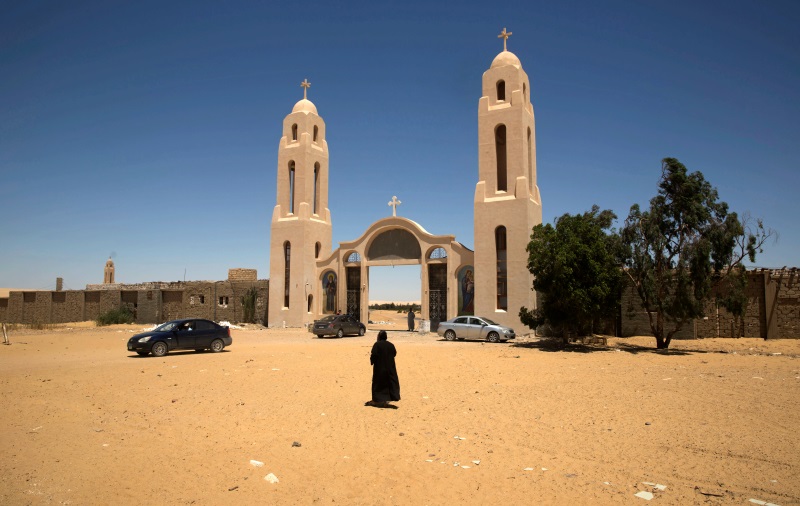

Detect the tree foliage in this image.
[621,158,773,349]
[240,286,258,323]
[520,205,623,338]
[96,306,134,326]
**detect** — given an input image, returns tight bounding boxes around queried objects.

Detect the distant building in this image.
[103,258,115,284]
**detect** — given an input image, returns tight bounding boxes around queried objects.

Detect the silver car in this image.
[437,316,516,343]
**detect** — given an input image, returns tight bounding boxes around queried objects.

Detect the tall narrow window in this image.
[284,242,291,308]
[496,80,506,101]
[495,125,507,192]
[523,82,527,103]
[307,295,313,313]
[313,125,318,142]
[315,242,321,259]
[313,162,320,215]
[289,161,296,214]
[291,124,298,141]
[495,226,508,310]
[527,127,533,193]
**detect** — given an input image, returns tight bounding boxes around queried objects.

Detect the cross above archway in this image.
[388,196,401,217]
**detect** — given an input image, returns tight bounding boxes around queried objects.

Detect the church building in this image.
[268,30,541,331]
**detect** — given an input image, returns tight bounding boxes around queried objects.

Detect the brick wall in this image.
[137,290,160,324]
[228,269,257,282]
[620,269,800,339]
[161,291,184,321]
[84,292,101,321]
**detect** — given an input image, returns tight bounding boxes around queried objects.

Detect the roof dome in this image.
[292,98,318,114]
[491,50,522,69]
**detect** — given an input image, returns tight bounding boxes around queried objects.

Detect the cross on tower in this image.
[388,196,401,217]
[498,27,512,51]
[301,79,311,99]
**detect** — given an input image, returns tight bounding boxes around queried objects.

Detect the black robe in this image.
[370,339,400,402]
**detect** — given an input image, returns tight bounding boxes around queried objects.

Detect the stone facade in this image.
[619,268,800,339]
[0,270,268,325]
[228,269,257,282]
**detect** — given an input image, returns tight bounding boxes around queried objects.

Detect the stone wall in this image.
[620,269,800,339]
[0,279,270,325]
[228,269,257,282]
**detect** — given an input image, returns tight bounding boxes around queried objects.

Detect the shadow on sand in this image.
[509,338,697,356]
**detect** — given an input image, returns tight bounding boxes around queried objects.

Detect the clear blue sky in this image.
[2,1,798,302]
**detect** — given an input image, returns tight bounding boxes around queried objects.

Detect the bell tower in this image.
[473,29,542,329]
[268,79,332,327]
[103,257,115,284]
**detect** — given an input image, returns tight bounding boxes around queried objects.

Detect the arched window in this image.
[523,82,527,103]
[291,124,298,141]
[495,226,507,310]
[496,80,506,101]
[307,294,313,313]
[527,127,533,193]
[288,161,296,214]
[313,125,318,142]
[495,125,507,192]
[313,162,320,215]
[346,252,361,263]
[428,247,448,260]
[284,241,291,308]
[315,242,321,259]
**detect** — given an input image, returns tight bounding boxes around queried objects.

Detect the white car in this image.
[437,316,516,343]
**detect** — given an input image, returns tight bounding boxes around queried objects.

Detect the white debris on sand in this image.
[642,482,667,491]
[264,473,279,484]
[218,321,242,329]
[250,460,264,467]
[634,491,654,500]
[749,499,781,506]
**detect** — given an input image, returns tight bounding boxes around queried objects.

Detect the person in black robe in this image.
[365,330,400,408]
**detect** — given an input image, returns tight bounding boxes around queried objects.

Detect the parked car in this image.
[437,316,516,343]
[312,314,366,338]
[127,318,232,357]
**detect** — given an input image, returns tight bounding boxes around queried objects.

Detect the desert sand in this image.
[1,311,798,505]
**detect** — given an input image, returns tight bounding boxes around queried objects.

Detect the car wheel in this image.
[487,332,500,343]
[336,328,344,338]
[136,351,149,356]
[151,341,168,357]
[444,330,456,341]
[359,327,365,336]
[210,339,224,353]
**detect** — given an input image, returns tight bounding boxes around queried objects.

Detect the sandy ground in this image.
[1,312,799,505]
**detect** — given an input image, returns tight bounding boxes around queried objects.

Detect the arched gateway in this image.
[315,217,474,329]
[269,30,541,330]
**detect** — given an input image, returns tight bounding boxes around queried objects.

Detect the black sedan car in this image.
[127,318,232,357]
[312,314,366,338]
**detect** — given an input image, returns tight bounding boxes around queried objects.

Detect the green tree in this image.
[240,286,258,323]
[621,158,773,349]
[520,205,623,339]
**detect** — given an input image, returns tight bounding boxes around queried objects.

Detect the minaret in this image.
[473,29,542,329]
[268,79,332,327]
[103,257,115,284]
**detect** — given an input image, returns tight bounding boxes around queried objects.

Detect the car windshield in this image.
[318,315,337,322]
[153,321,179,332]
[480,318,498,325]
